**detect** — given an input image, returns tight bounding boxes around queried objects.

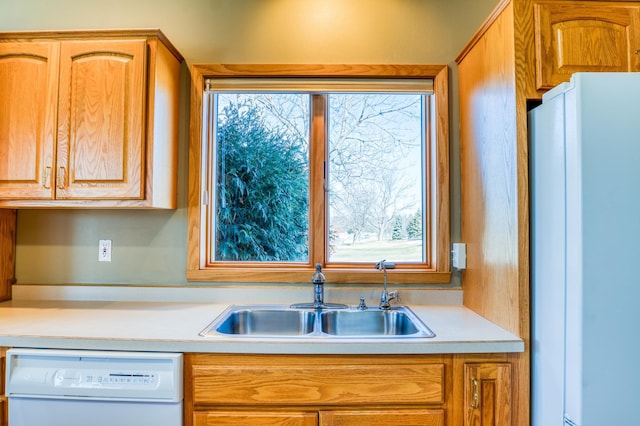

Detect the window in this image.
[188,65,450,284]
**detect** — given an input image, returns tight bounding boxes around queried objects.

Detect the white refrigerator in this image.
[530,72,640,426]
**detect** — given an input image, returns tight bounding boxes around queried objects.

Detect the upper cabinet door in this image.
[0,42,58,199]
[56,39,147,200]
[534,1,640,90]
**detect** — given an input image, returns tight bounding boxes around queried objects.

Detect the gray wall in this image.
[2,0,499,285]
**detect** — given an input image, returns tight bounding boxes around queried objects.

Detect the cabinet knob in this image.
[635,49,640,55]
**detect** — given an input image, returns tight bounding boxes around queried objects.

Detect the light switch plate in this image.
[452,243,466,269]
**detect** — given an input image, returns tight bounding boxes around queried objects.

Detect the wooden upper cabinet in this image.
[0,42,58,199]
[56,39,146,200]
[534,1,640,90]
[0,30,183,208]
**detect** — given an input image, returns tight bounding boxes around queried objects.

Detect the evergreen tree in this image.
[407,210,422,240]
[391,215,404,240]
[215,100,309,261]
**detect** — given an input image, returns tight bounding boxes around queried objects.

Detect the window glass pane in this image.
[327,93,425,263]
[214,93,310,261]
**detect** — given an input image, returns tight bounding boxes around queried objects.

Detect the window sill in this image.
[186,267,452,284]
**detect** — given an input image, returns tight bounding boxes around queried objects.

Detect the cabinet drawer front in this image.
[319,409,444,426]
[194,411,317,426]
[190,356,444,406]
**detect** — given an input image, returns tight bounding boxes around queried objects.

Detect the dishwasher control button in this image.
[54,370,82,387]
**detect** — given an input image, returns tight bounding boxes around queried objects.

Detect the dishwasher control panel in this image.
[53,369,158,389]
[6,348,183,402]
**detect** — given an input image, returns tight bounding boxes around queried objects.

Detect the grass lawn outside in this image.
[329,239,423,263]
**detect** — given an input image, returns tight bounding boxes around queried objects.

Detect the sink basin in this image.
[320,308,435,337]
[201,307,316,336]
[200,305,435,338]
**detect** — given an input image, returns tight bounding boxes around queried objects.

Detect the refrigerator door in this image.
[531,72,640,425]
[530,82,569,426]
[564,417,577,426]
[562,72,640,425]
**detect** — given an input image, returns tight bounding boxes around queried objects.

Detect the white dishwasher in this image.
[5,348,183,426]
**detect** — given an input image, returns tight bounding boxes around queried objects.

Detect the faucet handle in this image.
[358,297,368,310]
[312,263,325,284]
[375,260,396,271]
[379,289,400,310]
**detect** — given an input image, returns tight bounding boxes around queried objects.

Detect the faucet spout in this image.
[312,263,325,308]
[290,264,347,310]
[376,259,398,309]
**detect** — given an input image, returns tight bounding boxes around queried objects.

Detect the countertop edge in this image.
[0,336,524,354]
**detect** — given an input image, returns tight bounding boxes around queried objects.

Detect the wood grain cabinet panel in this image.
[0,210,15,301]
[0,42,58,199]
[0,30,183,208]
[194,411,318,426]
[185,354,451,426]
[190,355,443,407]
[185,354,514,426]
[463,363,511,426]
[534,1,640,89]
[56,39,146,200]
[1,348,6,426]
[319,409,444,426]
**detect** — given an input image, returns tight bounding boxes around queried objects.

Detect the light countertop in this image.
[0,297,523,354]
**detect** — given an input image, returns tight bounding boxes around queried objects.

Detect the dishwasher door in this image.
[5,348,183,426]
[9,398,183,426]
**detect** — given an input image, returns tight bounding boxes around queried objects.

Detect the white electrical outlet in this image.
[99,240,112,262]
[452,243,466,270]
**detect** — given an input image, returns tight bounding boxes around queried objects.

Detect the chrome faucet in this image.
[311,263,326,308]
[376,259,399,310]
[290,264,347,310]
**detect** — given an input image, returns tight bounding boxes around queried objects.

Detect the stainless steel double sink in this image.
[199,305,435,338]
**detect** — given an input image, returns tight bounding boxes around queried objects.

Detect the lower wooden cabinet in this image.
[1,348,6,426]
[194,409,443,426]
[185,353,511,426]
[194,411,318,426]
[319,409,444,426]
[463,363,512,426]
